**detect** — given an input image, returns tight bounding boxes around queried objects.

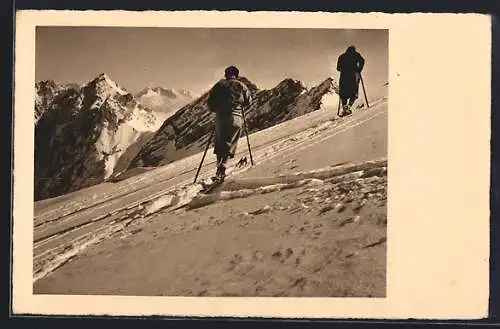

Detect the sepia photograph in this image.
[33,26,388,297]
[13,11,491,319]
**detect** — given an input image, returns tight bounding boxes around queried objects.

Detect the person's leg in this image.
[228,115,243,159]
[215,154,224,175]
[345,72,360,109]
[344,103,353,115]
[353,72,361,101]
[354,72,361,99]
[216,115,243,179]
[339,75,349,109]
[340,96,347,107]
[340,73,357,116]
[214,115,229,179]
[348,96,356,107]
[340,96,349,116]
[213,115,236,179]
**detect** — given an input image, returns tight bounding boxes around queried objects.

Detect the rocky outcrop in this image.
[35,80,66,123]
[243,79,305,132]
[34,73,159,201]
[284,77,338,118]
[35,81,86,123]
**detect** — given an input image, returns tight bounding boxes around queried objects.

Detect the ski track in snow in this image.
[33,98,388,283]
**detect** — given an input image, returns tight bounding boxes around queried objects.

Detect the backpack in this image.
[207,80,238,116]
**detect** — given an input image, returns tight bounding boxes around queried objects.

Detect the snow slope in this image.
[35,157,388,296]
[33,86,388,290]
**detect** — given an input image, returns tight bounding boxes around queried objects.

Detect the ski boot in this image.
[347,99,357,112]
[212,164,226,183]
[340,105,351,117]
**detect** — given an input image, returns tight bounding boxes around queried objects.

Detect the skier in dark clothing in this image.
[207,65,252,182]
[337,45,365,116]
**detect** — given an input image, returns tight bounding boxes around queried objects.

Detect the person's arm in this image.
[336,55,342,72]
[207,81,222,111]
[208,80,221,95]
[243,84,252,107]
[357,54,365,73]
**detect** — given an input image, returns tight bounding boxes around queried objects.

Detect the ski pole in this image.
[241,108,254,166]
[360,73,370,108]
[337,95,341,117]
[193,126,215,183]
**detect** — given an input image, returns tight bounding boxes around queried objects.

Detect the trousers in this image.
[339,71,361,106]
[213,113,243,164]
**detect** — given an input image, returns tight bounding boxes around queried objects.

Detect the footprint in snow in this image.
[249,205,272,215]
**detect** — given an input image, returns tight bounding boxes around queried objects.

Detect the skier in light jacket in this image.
[207,65,252,181]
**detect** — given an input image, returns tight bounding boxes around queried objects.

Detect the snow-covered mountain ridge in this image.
[34,73,160,200]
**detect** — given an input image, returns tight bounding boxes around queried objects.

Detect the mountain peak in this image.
[276,78,306,91]
[96,73,117,85]
[36,79,60,89]
[237,76,259,94]
[136,86,199,100]
[86,72,128,97]
[97,72,109,79]
[321,77,337,89]
[177,89,198,98]
[158,87,178,98]
[135,85,199,120]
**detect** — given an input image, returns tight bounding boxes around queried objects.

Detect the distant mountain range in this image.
[135,86,198,122]
[34,73,339,200]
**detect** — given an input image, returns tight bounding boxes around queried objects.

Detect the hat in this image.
[224,65,239,78]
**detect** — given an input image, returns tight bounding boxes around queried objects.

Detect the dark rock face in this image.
[282,77,337,119]
[244,78,305,132]
[34,74,158,201]
[35,80,67,123]
[35,81,87,123]
[128,77,337,170]
[35,104,106,201]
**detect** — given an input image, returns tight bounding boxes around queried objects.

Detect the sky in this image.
[36,27,388,95]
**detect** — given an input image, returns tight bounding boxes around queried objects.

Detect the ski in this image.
[339,111,352,118]
[200,177,225,194]
[196,154,251,195]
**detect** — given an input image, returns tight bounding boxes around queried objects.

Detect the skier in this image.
[206,65,252,182]
[336,45,365,116]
